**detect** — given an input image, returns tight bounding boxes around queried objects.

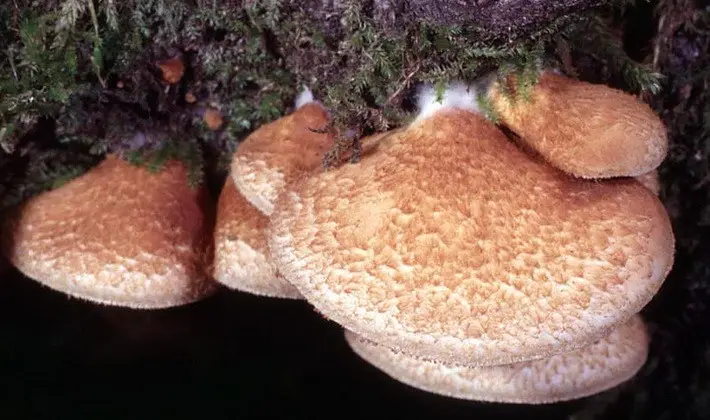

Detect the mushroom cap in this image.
[487,71,668,179]
[213,177,301,299]
[230,102,334,216]
[345,314,649,404]
[635,171,661,196]
[268,108,674,366]
[1,155,217,308]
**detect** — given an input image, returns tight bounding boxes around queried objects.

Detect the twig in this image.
[7,48,19,81]
[87,0,106,88]
[652,15,666,73]
[87,0,100,40]
[384,61,421,107]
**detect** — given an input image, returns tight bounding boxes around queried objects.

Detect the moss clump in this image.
[0,0,661,211]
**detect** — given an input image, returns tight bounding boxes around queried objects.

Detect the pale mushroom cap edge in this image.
[213,177,301,299]
[1,155,218,309]
[345,314,649,404]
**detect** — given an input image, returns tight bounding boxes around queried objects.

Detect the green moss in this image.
[0,0,662,210]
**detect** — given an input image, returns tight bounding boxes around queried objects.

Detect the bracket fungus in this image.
[267,82,675,367]
[230,88,335,216]
[486,70,668,179]
[0,154,217,308]
[213,176,301,299]
[345,314,649,404]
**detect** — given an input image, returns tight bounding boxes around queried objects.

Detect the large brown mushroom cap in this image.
[230,101,334,216]
[1,155,217,308]
[487,71,668,179]
[345,314,649,404]
[213,177,301,299]
[268,107,674,366]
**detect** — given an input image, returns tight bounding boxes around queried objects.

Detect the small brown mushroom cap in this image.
[268,107,674,367]
[157,56,185,84]
[0,155,217,308]
[204,108,224,131]
[345,314,649,404]
[213,177,301,299]
[487,71,668,179]
[231,99,334,216]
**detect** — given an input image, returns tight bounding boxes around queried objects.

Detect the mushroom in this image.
[230,88,334,216]
[212,175,301,299]
[267,83,675,367]
[486,70,668,179]
[345,314,649,404]
[0,154,217,308]
[157,55,185,85]
[204,108,224,131]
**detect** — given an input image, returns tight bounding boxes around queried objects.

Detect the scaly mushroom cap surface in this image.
[268,107,674,366]
[487,71,668,179]
[1,155,217,308]
[345,314,649,404]
[231,102,334,216]
[213,177,301,299]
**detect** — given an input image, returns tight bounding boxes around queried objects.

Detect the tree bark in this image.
[297,0,605,39]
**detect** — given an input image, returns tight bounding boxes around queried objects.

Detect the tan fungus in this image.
[213,177,301,299]
[267,107,674,367]
[230,101,335,216]
[1,154,217,308]
[345,314,649,404]
[487,71,668,179]
[157,56,185,85]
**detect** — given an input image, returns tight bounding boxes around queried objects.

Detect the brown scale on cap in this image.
[212,177,301,299]
[0,155,217,308]
[345,314,649,404]
[230,98,335,216]
[487,71,668,179]
[267,107,674,367]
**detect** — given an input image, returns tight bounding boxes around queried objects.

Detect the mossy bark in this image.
[2,0,624,210]
[301,0,603,37]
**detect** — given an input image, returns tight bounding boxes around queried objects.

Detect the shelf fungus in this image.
[230,88,335,216]
[212,176,301,299]
[0,155,217,308]
[486,70,668,179]
[345,314,649,404]
[267,83,675,367]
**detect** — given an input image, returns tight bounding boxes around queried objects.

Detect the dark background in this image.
[0,268,644,420]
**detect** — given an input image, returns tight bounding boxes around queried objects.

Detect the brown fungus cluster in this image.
[0,68,674,404]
